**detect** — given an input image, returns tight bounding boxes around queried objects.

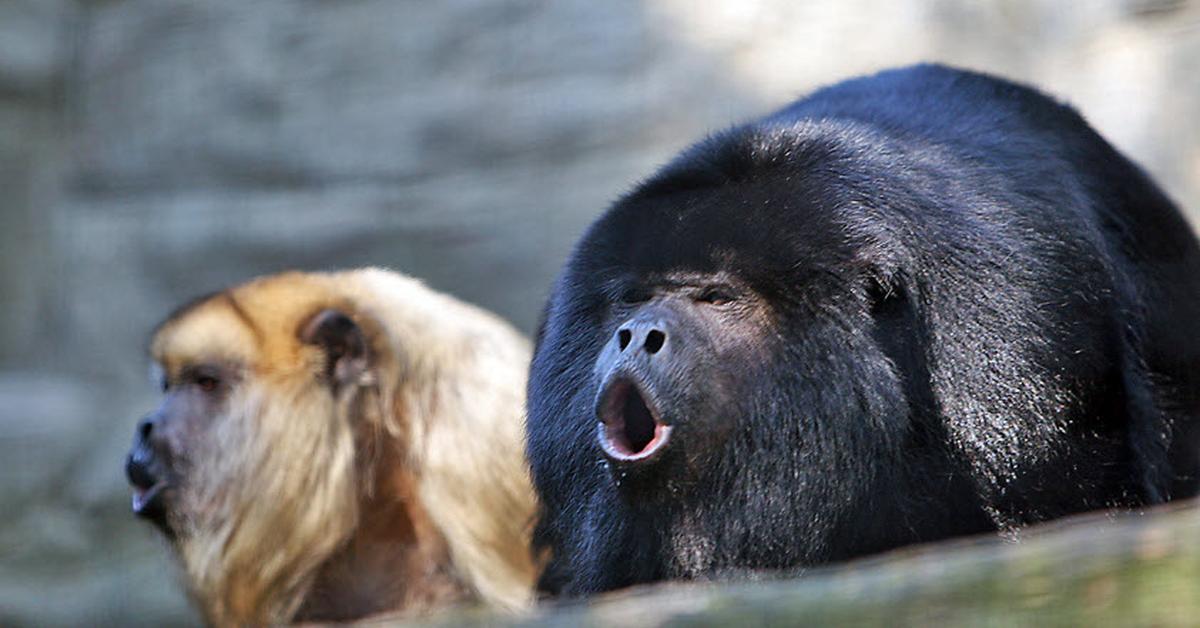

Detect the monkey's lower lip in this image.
[126,455,168,518]
[132,481,167,517]
[596,378,672,463]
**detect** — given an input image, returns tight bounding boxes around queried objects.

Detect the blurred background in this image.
[0,0,1197,624]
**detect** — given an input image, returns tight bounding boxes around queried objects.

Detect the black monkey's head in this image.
[527,128,925,589]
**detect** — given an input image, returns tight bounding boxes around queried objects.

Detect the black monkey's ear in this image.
[865,269,906,317]
[299,309,369,387]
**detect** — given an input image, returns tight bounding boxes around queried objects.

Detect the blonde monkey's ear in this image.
[299,309,369,389]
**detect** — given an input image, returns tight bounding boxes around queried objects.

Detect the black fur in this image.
[526,64,1200,595]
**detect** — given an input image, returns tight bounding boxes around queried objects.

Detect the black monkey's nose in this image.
[616,320,668,355]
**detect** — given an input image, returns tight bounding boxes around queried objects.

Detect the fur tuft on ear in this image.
[299,309,369,386]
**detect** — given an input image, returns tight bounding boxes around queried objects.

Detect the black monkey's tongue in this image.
[597,379,672,462]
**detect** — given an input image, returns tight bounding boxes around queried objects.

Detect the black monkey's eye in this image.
[696,287,735,306]
[160,378,170,393]
[620,289,651,304]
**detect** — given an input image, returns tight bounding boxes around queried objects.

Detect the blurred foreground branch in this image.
[378,500,1200,626]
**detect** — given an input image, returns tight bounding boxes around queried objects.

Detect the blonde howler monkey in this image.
[124,269,537,625]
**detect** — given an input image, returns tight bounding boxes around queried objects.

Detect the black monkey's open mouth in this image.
[597,378,672,463]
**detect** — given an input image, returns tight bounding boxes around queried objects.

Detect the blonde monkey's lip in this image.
[132,481,167,515]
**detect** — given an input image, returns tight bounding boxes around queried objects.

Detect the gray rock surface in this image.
[0,0,1197,624]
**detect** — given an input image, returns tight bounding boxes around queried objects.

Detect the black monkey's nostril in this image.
[618,329,632,351]
[644,330,665,354]
[138,418,154,440]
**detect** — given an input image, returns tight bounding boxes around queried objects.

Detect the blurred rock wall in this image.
[0,0,1196,624]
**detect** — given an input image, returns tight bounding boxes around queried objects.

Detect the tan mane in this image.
[151,268,536,625]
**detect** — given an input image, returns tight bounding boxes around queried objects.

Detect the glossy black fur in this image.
[526,64,1200,595]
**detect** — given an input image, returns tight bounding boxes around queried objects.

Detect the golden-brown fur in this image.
[146,268,537,625]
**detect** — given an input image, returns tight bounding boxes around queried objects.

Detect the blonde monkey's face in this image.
[126,356,240,535]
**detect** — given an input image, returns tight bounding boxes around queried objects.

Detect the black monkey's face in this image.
[527,156,924,588]
[592,272,770,470]
[528,172,883,505]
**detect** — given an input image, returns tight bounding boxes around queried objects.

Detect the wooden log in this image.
[368,500,1200,627]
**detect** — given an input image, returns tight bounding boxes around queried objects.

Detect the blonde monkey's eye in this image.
[195,375,219,393]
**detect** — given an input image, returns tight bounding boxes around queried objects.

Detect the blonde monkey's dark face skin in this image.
[126,360,238,534]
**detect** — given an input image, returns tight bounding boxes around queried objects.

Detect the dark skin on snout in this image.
[592,273,766,483]
[126,364,234,534]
